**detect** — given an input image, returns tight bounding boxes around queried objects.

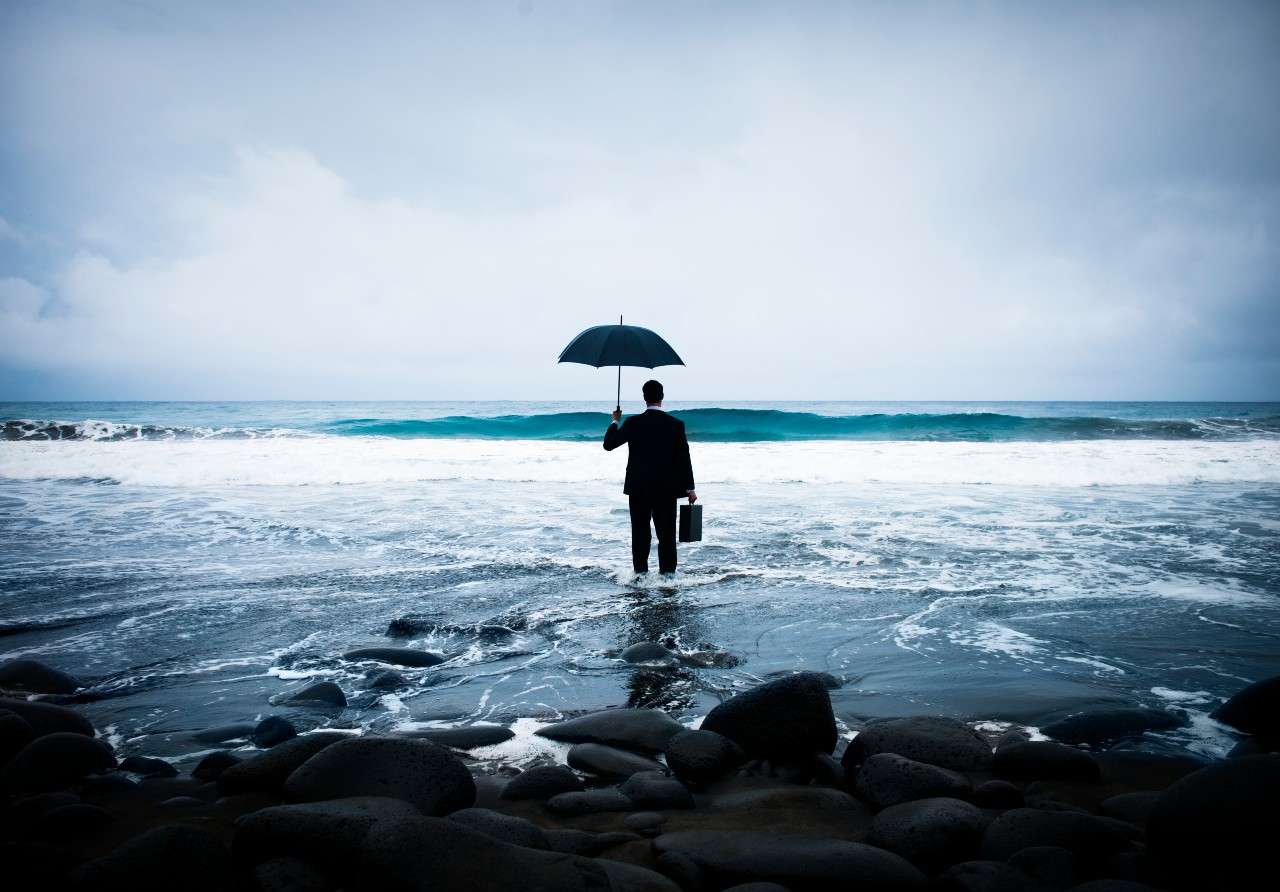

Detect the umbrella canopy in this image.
[558,317,684,409]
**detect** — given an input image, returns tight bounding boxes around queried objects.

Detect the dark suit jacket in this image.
[603,409,695,497]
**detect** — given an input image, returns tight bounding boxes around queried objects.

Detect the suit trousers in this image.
[628,492,678,574]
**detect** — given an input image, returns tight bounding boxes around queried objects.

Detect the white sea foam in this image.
[2,437,1279,488]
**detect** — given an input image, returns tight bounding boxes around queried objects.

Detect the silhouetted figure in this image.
[603,379,696,575]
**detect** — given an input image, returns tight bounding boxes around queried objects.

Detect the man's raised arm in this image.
[604,410,628,451]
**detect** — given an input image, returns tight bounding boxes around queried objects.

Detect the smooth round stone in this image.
[2,732,116,793]
[979,808,1134,862]
[448,807,549,849]
[218,732,347,793]
[0,697,95,737]
[252,857,335,892]
[1008,845,1076,890]
[711,786,868,813]
[282,681,347,707]
[972,779,1024,808]
[934,861,1032,892]
[1100,791,1160,828]
[535,708,684,752]
[160,796,207,808]
[72,824,234,892]
[192,750,242,781]
[233,796,422,867]
[283,736,475,816]
[619,642,678,664]
[253,716,298,748]
[700,673,838,761]
[664,728,745,789]
[624,811,667,836]
[1040,708,1186,746]
[856,752,972,808]
[566,742,665,779]
[191,722,256,744]
[364,668,408,689]
[993,742,1101,782]
[868,797,988,870]
[544,828,643,856]
[1146,754,1280,889]
[119,755,178,778]
[342,647,444,668]
[0,710,35,764]
[501,765,584,801]
[844,717,993,772]
[0,658,82,694]
[404,725,515,749]
[545,788,634,817]
[1211,674,1280,737]
[619,770,695,809]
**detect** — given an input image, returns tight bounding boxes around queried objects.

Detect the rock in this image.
[544,828,643,855]
[192,722,257,744]
[653,830,926,889]
[868,797,988,870]
[1099,792,1160,828]
[34,803,115,839]
[546,788,634,817]
[1211,674,1280,737]
[448,807,549,849]
[993,741,1101,782]
[620,770,695,809]
[934,861,1031,892]
[78,771,139,795]
[536,708,684,752]
[72,824,234,891]
[501,765,585,800]
[0,696,94,736]
[1009,846,1076,891]
[855,752,972,809]
[979,809,1134,863]
[844,717,992,772]
[282,681,347,707]
[1226,735,1279,757]
[711,787,868,813]
[193,750,242,781]
[342,647,445,667]
[5,791,80,828]
[283,736,474,815]
[1041,708,1186,746]
[620,642,678,664]
[253,716,298,748]
[2,732,116,792]
[160,796,206,808]
[664,729,745,789]
[218,731,346,793]
[624,811,667,836]
[700,673,837,761]
[251,857,336,892]
[404,725,515,749]
[364,668,408,689]
[655,849,705,890]
[0,658,81,694]
[1146,753,1280,889]
[1093,749,1207,789]
[119,754,178,777]
[233,796,421,867]
[567,742,665,779]
[0,709,35,763]
[972,780,1023,808]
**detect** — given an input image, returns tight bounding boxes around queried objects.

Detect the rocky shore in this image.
[1,654,1277,891]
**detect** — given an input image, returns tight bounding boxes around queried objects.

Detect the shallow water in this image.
[2,402,1278,766]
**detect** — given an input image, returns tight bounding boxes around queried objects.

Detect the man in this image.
[603,379,697,575]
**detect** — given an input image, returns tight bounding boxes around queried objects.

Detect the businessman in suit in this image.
[604,379,697,575]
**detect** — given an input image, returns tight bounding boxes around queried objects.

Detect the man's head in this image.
[642,379,664,406]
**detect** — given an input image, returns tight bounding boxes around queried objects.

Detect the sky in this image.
[1,0,1277,401]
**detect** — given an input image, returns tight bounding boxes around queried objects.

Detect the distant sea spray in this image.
[5,408,1280,443]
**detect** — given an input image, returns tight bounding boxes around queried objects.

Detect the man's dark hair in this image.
[642,380,664,403]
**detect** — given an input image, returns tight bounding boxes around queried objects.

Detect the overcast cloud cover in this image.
[1,0,1277,401]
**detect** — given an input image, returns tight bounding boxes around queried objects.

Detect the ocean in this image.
[2,400,1278,765]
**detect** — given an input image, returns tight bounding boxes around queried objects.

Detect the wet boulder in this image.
[1100,792,1160,828]
[448,807,550,849]
[620,770,695,809]
[0,659,82,695]
[192,722,257,744]
[1210,674,1280,737]
[843,717,992,772]
[501,765,585,800]
[979,808,1134,863]
[700,673,837,761]
[620,642,679,665]
[0,709,35,763]
[855,752,972,808]
[72,824,235,892]
[193,750,242,781]
[342,647,444,668]
[664,728,746,789]
[251,858,335,892]
[536,707,684,753]
[281,681,347,707]
[233,796,421,867]
[546,788,634,817]
[217,731,347,793]
[992,741,1101,782]
[653,830,926,890]
[364,668,408,689]
[283,736,475,815]
[1146,754,1280,889]
[867,797,988,871]
[934,861,1032,892]
[1008,845,1076,891]
[403,725,515,749]
[2,732,116,792]
[1040,708,1186,746]
[0,696,95,737]
[972,780,1023,808]
[567,742,665,779]
[252,716,298,748]
[119,755,179,778]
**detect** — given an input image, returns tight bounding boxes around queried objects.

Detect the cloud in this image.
[1,1,1277,399]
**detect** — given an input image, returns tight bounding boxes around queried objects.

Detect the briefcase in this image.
[679,504,702,543]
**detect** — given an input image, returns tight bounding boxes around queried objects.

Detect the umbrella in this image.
[558,316,685,411]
